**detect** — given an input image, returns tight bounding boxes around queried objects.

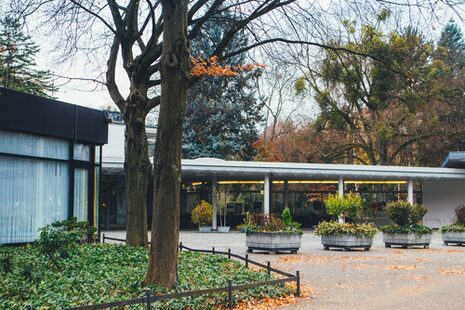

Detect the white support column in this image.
[212,176,218,230]
[264,174,271,215]
[338,177,344,223]
[338,177,344,197]
[407,179,414,204]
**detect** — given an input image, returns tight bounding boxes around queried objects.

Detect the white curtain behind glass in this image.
[0,129,69,160]
[0,156,69,243]
[73,168,89,221]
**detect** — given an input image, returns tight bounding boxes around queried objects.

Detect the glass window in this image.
[73,144,90,161]
[95,146,101,164]
[73,168,89,221]
[0,129,69,160]
[0,156,69,243]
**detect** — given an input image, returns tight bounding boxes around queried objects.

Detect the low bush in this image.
[236,211,255,232]
[385,201,428,226]
[381,224,433,235]
[282,207,293,227]
[382,200,431,235]
[440,223,465,233]
[324,193,362,223]
[0,244,290,309]
[191,200,213,226]
[455,205,465,225]
[440,206,465,233]
[36,218,96,270]
[240,213,302,234]
[314,221,378,238]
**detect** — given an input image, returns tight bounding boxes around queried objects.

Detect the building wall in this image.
[423,181,465,228]
[102,123,126,163]
[102,123,157,164]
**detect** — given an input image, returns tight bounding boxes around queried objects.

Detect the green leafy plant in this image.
[0,245,291,309]
[385,201,428,226]
[382,200,431,235]
[236,211,256,232]
[241,213,302,234]
[36,218,94,270]
[324,193,362,223]
[381,224,432,235]
[314,221,378,238]
[440,205,465,232]
[191,200,213,226]
[441,223,465,233]
[282,207,292,226]
[0,246,13,273]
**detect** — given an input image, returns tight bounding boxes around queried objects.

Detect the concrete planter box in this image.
[198,226,212,233]
[217,226,230,233]
[246,232,301,254]
[442,231,465,246]
[383,233,432,248]
[321,234,373,251]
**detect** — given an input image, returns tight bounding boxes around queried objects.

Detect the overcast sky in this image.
[21,0,465,115]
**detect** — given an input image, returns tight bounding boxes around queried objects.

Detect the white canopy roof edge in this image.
[180,158,465,181]
[101,157,465,181]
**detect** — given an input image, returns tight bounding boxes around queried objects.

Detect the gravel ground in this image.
[102,230,465,310]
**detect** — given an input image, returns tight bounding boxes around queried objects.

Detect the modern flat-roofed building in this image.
[0,87,108,244]
[100,116,465,230]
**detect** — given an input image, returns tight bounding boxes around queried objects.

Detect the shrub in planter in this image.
[236,212,256,233]
[315,193,377,250]
[441,205,465,246]
[191,200,213,232]
[243,211,302,253]
[381,200,432,248]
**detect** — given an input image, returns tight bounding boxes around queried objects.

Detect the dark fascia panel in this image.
[442,151,465,169]
[0,87,108,145]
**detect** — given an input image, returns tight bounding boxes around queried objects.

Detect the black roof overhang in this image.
[0,87,108,145]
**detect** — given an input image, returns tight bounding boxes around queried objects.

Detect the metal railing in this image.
[27,235,300,310]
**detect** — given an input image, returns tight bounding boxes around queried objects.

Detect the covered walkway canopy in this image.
[182,158,465,181]
[181,158,465,229]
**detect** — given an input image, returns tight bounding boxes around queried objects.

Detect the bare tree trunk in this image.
[124,102,150,247]
[145,0,190,287]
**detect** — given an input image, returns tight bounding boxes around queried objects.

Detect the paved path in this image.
[103,230,465,310]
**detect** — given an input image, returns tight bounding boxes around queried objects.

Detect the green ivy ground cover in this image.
[0,244,290,309]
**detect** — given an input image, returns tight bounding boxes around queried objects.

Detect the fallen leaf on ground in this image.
[223,284,314,310]
[386,265,419,270]
[438,268,465,275]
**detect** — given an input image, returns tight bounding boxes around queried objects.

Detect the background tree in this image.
[295,19,442,165]
[0,16,55,97]
[183,9,263,160]
[415,20,465,165]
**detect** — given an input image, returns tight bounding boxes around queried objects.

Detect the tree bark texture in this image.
[124,99,150,247]
[145,0,190,287]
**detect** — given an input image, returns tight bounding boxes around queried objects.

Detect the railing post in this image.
[296,271,301,297]
[212,247,215,254]
[228,248,231,259]
[267,261,271,275]
[102,233,105,244]
[179,242,183,251]
[245,254,249,268]
[227,280,233,310]
[146,289,152,310]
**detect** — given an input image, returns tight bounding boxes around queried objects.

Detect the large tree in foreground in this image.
[16,0,301,286]
[0,16,56,97]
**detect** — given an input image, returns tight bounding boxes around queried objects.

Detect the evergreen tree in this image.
[437,19,465,74]
[182,10,263,160]
[0,16,56,97]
